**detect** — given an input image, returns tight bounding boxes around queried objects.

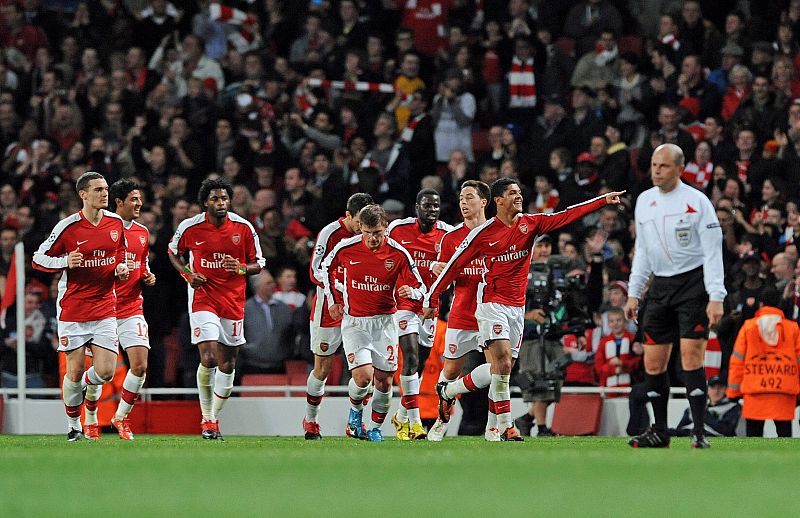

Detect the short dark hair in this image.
[760,286,781,308]
[461,180,490,201]
[346,193,374,216]
[359,204,387,228]
[76,171,105,193]
[490,177,518,199]
[416,188,440,204]
[109,179,141,211]
[198,177,234,204]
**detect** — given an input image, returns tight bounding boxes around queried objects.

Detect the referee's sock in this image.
[644,371,670,432]
[684,368,708,434]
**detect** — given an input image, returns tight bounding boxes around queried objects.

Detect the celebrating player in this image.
[426,180,494,441]
[304,193,373,440]
[32,171,129,441]
[424,178,624,441]
[321,204,426,442]
[168,178,265,440]
[386,189,452,440]
[104,179,156,440]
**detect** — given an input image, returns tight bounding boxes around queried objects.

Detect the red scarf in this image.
[401,114,424,143]
[508,56,536,108]
[681,161,713,189]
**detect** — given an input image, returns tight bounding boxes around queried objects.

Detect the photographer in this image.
[515,234,600,436]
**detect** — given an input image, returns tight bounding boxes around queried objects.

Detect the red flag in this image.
[0,250,16,329]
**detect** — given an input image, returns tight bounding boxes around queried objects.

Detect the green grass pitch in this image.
[1,435,798,517]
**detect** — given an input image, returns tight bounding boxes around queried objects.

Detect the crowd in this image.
[1,0,800,434]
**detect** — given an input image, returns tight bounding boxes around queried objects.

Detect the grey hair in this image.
[654,143,685,167]
[728,64,752,84]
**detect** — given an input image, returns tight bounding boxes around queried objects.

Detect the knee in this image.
[130,361,147,377]
[199,352,216,368]
[374,376,391,392]
[217,360,234,374]
[65,369,83,383]
[494,356,513,374]
[94,366,115,381]
[402,352,419,374]
[352,369,372,387]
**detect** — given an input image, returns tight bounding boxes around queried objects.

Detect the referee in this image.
[624,143,726,449]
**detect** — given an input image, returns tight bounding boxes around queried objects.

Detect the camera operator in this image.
[515,233,602,436]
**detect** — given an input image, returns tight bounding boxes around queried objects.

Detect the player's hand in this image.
[142,271,156,286]
[189,272,207,288]
[707,300,724,329]
[116,263,130,281]
[422,306,437,319]
[222,254,240,273]
[67,248,83,268]
[329,304,344,320]
[431,261,445,276]
[126,259,136,270]
[624,296,639,322]
[604,191,626,205]
[398,285,414,298]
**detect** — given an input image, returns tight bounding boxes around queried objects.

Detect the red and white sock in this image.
[399,374,421,424]
[348,378,369,411]
[115,372,146,420]
[444,362,491,399]
[82,366,109,388]
[305,372,326,423]
[491,374,512,430]
[487,384,497,430]
[196,364,214,420]
[62,375,83,431]
[211,369,235,420]
[368,386,392,429]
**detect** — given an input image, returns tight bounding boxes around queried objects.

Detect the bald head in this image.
[653,143,685,167]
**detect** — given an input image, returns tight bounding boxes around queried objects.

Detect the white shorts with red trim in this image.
[475,302,523,359]
[341,314,398,372]
[189,311,245,346]
[393,309,435,348]
[443,327,481,359]
[117,315,151,349]
[58,317,118,353]
[310,321,342,356]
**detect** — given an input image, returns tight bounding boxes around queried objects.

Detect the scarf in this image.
[660,32,681,51]
[681,160,713,189]
[508,56,536,108]
[401,114,425,143]
[594,44,619,67]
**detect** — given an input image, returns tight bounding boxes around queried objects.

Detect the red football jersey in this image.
[427,195,609,308]
[168,212,265,320]
[32,210,126,322]
[387,217,452,313]
[437,223,485,331]
[322,235,425,317]
[308,218,355,327]
[115,220,150,319]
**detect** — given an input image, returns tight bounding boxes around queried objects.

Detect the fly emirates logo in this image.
[351,274,391,292]
[81,249,116,268]
[413,250,435,269]
[201,252,230,269]
[125,251,141,270]
[462,258,485,276]
[494,244,529,263]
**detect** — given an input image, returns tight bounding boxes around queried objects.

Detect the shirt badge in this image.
[519,223,528,234]
[232,233,241,245]
[139,236,146,247]
[384,259,395,271]
[110,230,119,242]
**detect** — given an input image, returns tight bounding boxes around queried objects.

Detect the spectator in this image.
[707,43,744,94]
[682,140,714,190]
[432,68,476,163]
[671,376,741,437]
[563,0,623,58]
[669,54,722,122]
[398,87,436,196]
[570,30,620,91]
[0,291,55,389]
[771,252,795,293]
[272,266,307,311]
[238,270,295,379]
[567,86,604,156]
[613,52,649,147]
[721,64,752,121]
[163,34,225,99]
[595,307,640,397]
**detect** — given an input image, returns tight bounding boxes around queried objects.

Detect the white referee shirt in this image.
[628,181,727,302]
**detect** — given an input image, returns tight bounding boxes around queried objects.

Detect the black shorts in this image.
[642,266,708,345]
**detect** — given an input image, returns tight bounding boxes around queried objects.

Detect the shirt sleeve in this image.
[32,228,68,272]
[424,221,487,307]
[309,229,330,287]
[115,221,126,272]
[168,222,187,256]
[697,195,727,302]
[321,244,344,307]
[244,221,266,268]
[525,194,609,236]
[627,206,653,300]
[397,247,426,301]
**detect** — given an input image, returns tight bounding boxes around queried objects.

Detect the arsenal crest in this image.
[232,233,241,245]
[449,343,457,354]
[193,327,201,338]
[384,259,395,271]
[518,223,528,234]
[493,324,503,335]
[347,353,356,364]
[110,230,119,242]
[60,336,68,346]
[399,320,408,330]
[139,236,146,247]
[320,342,329,353]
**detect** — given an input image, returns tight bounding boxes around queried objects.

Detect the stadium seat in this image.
[555,36,576,57]
[618,35,643,55]
[550,394,604,436]
[288,373,309,397]
[284,360,308,375]
[472,129,491,157]
[241,374,290,397]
